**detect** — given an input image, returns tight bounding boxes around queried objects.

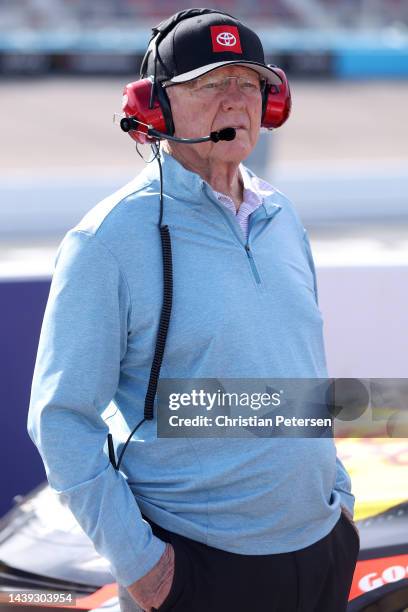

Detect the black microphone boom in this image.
[119,117,236,144]
[148,126,236,143]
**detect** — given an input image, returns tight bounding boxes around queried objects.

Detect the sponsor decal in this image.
[76,583,118,609]
[349,554,408,601]
[210,26,242,54]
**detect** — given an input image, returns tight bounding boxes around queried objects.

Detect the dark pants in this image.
[119,512,359,612]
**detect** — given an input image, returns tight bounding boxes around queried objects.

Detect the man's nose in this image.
[220,80,246,109]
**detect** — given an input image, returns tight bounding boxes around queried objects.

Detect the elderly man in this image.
[28,8,359,612]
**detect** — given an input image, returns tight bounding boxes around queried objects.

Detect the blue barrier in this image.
[336,47,408,78]
[0,279,50,517]
[1,29,407,77]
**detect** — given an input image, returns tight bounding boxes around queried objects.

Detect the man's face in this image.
[164,65,263,165]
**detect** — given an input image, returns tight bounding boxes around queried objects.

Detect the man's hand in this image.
[341,505,360,540]
[127,542,175,611]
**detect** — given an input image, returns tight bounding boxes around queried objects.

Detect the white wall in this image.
[318,266,407,377]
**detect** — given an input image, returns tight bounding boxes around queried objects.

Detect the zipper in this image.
[244,203,282,285]
[203,187,264,286]
[244,244,261,284]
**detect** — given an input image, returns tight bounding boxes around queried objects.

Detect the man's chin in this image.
[213,147,252,164]
[210,137,253,161]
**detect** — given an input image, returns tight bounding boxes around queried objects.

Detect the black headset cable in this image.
[108,142,173,471]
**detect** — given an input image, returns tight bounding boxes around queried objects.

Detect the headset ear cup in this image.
[261,68,291,129]
[155,84,175,136]
[122,79,168,142]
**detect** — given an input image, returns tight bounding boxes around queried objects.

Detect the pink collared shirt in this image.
[213,165,275,240]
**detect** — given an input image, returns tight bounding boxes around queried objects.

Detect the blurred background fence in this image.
[1,0,408,28]
[0,0,408,77]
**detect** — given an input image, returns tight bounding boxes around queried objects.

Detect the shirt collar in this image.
[213,163,275,212]
[150,149,280,217]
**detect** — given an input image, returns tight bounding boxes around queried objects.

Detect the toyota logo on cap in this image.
[211,25,242,54]
[216,32,236,47]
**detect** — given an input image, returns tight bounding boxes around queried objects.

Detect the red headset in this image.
[121,7,291,144]
[122,66,291,144]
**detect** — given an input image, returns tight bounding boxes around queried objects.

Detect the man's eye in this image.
[241,81,258,90]
[195,81,219,90]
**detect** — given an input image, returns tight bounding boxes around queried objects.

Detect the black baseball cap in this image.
[142,8,282,86]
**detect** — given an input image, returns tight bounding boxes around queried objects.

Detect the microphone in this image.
[209,127,236,142]
[120,117,236,143]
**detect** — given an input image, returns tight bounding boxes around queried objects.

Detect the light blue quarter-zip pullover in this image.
[28,151,354,587]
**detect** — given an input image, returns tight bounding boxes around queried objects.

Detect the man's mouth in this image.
[218,124,247,131]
